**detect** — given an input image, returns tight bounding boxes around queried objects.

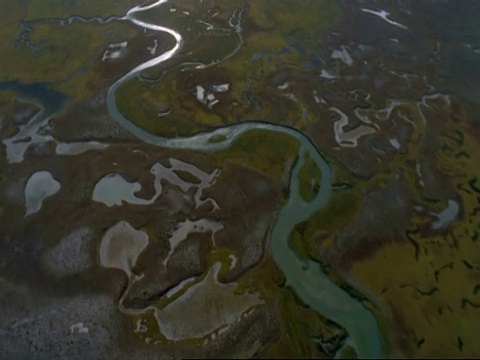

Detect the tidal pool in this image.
[431,199,459,230]
[24,170,61,216]
[55,141,108,155]
[154,262,264,341]
[163,218,223,266]
[99,221,149,276]
[92,174,155,207]
[93,159,220,208]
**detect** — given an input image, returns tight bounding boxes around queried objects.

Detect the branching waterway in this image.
[106,0,385,357]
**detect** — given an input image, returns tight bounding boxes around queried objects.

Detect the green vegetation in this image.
[23,0,135,20]
[288,225,310,261]
[114,0,340,137]
[208,134,227,144]
[295,189,361,253]
[215,129,300,181]
[298,152,322,203]
[0,0,137,99]
[350,102,480,357]
[116,76,220,137]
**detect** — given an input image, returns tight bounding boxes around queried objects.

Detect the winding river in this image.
[106,1,385,357]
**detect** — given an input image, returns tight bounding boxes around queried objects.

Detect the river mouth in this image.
[1,1,480,359]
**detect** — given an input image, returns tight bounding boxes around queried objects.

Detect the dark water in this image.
[0,80,68,115]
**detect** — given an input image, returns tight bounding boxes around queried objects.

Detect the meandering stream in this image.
[106,0,385,357]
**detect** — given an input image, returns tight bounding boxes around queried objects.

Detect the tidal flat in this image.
[1,0,480,359]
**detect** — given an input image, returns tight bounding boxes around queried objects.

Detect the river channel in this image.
[107,1,385,357]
